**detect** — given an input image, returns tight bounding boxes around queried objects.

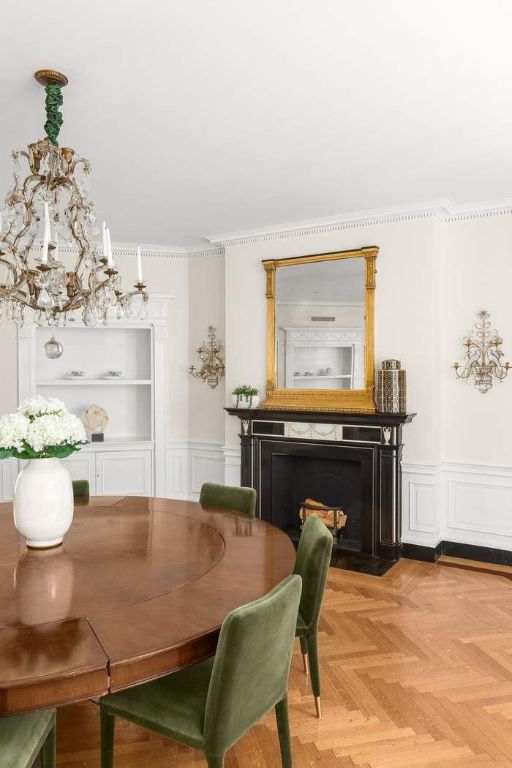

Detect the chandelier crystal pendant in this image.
[0,70,148,330]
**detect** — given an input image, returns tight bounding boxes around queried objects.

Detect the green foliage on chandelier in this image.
[44,83,64,145]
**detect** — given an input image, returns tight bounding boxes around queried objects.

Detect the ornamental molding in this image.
[30,242,224,260]
[205,198,512,248]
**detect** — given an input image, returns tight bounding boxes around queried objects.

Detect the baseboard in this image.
[402,541,443,563]
[402,539,512,567]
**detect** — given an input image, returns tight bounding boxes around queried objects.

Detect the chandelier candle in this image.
[41,201,50,264]
[0,69,148,328]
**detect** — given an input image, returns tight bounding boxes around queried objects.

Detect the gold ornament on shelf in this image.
[0,70,148,330]
[453,309,510,394]
[189,326,225,389]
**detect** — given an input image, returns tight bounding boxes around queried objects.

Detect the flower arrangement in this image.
[232,385,259,408]
[0,396,87,460]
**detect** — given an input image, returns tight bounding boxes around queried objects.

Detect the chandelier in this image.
[453,309,510,394]
[0,70,148,329]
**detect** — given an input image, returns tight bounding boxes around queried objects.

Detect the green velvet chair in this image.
[199,482,256,517]
[294,515,333,718]
[100,574,302,768]
[72,479,90,499]
[0,708,56,768]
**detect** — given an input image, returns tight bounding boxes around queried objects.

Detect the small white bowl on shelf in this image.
[103,371,123,379]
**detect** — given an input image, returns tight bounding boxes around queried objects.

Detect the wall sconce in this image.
[453,309,510,394]
[189,325,225,389]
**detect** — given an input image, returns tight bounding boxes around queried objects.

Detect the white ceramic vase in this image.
[232,394,260,409]
[13,458,74,548]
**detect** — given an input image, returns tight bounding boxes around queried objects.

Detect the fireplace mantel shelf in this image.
[225,407,415,427]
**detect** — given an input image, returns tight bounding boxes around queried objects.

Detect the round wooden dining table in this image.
[0,496,296,716]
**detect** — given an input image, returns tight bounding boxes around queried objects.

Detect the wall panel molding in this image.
[404,461,512,551]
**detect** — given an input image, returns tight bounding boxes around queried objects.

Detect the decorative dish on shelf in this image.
[66,370,86,379]
[103,370,123,379]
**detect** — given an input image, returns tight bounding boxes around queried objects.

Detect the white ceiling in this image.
[2,0,512,247]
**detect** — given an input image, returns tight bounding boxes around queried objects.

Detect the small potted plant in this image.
[232,385,259,409]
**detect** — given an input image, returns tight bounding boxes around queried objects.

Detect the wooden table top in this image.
[0,496,296,716]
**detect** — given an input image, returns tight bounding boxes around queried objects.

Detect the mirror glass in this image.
[275,257,366,390]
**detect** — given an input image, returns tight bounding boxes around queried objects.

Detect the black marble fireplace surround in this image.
[226,407,415,575]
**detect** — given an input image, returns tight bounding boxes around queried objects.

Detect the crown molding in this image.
[205,198,512,248]
[30,242,224,260]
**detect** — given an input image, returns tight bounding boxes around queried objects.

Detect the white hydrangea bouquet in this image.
[0,397,88,548]
[0,396,87,460]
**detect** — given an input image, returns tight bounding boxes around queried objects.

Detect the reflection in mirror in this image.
[275,258,365,390]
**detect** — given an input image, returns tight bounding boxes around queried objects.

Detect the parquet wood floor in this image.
[55,558,512,767]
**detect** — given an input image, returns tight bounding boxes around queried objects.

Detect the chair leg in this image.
[299,635,309,675]
[100,709,116,768]
[40,721,56,768]
[275,695,292,768]
[307,634,322,718]
[206,754,225,767]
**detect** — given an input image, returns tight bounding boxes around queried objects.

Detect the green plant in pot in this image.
[232,385,259,409]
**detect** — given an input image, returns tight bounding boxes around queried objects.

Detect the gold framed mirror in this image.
[262,246,378,412]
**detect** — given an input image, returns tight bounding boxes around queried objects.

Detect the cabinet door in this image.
[62,452,96,494]
[95,451,153,496]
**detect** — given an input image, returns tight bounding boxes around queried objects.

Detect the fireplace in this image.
[264,443,373,553]
[226,406,415,570]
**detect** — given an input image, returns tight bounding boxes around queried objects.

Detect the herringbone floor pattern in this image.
[56,559,512,766]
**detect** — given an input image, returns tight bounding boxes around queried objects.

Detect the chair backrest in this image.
[72,479,90,498]
[293,515,333,629]
[199,482,256,517]
[203,574,301,754]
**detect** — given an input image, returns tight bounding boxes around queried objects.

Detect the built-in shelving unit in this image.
[281,327,364,390]
[17,296,171,497]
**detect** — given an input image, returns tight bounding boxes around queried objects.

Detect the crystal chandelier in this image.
[0,70,148,329]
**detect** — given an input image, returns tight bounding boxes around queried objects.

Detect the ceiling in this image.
[2,0,512,247]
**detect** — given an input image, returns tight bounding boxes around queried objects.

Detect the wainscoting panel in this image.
[189,442,225,499]
[401,463,440,546]
[441,463,512,550]
[166,441,225,501]
[403,462,512,552]
[223,447,242,487]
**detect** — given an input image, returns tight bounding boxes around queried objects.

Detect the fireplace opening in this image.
[270,454,365,552]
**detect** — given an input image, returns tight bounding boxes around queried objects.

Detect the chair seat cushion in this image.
[102,658,214,749]
[0,709,55,768]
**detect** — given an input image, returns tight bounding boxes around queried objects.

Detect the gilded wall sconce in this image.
[453,310,510,394]
[189,326,225,389]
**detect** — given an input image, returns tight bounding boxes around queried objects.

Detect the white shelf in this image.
[293,374,352,380]
[37,379,152,386]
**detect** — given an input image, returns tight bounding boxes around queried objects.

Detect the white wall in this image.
[188,253,225,443]
[220,210,512,554]
[224,217,439,464]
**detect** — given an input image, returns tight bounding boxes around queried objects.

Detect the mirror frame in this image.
[262,246,378,412]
